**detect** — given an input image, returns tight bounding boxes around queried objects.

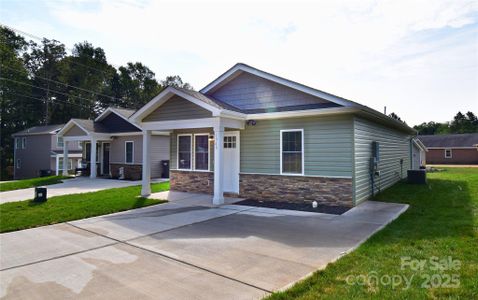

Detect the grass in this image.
[268,168,478,299]
[0,175,72,192]
[0,181,170,233]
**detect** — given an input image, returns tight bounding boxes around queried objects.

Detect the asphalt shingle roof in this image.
[418,133,478,148]
[12,124,64,136]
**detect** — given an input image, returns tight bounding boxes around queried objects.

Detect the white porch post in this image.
[213,120,225,205]
[141,130,152,197]
[62,140,69,176]
[90,138,97,178]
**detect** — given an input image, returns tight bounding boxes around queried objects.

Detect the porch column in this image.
[213,121,224,205]
[90,138,97,178]
[141,130,152,197]
[62,140,69,176]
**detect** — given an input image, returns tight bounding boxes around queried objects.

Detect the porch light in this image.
[209,135,215,142]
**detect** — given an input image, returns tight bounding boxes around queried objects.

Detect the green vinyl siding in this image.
[240,115,354,177]
[353,117,412,205]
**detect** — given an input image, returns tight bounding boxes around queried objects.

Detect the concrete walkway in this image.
[0,177,166,204]
[0,192,408,299]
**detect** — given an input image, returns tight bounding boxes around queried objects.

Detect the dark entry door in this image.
[103,143,110,175]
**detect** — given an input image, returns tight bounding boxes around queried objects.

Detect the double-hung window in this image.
[125,141,134,164]
[15,138,21,149]
[178,135,192,170]
[57,137,64,148]
[445,149,452,158]
[194,134,209,171]
[280,129,304,175]
[21,137,26,149]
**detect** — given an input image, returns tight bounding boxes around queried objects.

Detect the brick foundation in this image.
[170,170,214,194]
[110,163,142,180]
[239,173,353,207]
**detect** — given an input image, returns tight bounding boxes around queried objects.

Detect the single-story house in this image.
[12,124,83,179]
[418,133,478,164]
[57,107,170,180]
[131,63,418,207]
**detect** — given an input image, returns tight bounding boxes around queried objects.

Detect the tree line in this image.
[414,111,478,135]
[0,26,191,179]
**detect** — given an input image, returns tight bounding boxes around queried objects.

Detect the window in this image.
[21,137,26,149]
[177,135,192,170]
[15,138,21,149]
[280,129,304,175]
[85,142,100,163]
[224,136,237,148]
[125,141,134,164]
[194,134,209,170]
[57,136,64,148]
[58,158,73,170]
[16,159,21,169]
[445,149,452,158]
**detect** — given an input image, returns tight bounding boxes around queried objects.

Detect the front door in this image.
[102,143,110,176]
[223,132,240,193]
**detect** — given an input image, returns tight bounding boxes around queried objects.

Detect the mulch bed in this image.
[236,199,351,215]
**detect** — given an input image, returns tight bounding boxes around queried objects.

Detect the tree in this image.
[160,75,193,90]
[388,112,406,123]
[450,111,478,133]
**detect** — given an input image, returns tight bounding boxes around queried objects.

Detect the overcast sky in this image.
[2,0,477,126]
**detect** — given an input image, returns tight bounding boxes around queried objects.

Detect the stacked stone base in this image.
[170,170,214,194]
[170,170,353,207]
[110,163,142,180]
[239,173,353,207]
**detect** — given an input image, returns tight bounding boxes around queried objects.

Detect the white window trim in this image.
[15,137,20,149]
[21,137,26,149]
[280,129,305,176]
[177,134,193,171]
[16,159,21,169]
[57,136,64,148]
[125,141,134,164]
[193,133,210,172]
[444,148,452,158]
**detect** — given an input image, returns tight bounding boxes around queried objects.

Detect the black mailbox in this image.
[34,187,47,202]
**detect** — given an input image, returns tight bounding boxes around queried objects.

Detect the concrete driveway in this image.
[0,192,408,299]
[0,177,165,204]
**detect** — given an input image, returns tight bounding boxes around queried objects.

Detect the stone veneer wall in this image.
[170,170,214,194]
[111,163,142,180]
[239,173,353,207]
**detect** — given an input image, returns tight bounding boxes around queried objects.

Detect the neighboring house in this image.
[418,133,478,164]
[57,107,170,180]
[12,125,82,179]
[131,63,417,207]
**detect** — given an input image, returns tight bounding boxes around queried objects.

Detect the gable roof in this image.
[418,133,478,148]
[95,107,137,122]
[12,124,64,137]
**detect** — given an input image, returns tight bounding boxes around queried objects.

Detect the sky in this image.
[1,0,477,126]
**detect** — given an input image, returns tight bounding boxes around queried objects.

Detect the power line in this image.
[0,77,99,105]
[3,90,90,109]
[0,23,122,77]
[1,64,123,102]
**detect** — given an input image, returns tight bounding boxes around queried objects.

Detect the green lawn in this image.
[268,168,478,299]
[0,181,170,233]
[0,175,72,192]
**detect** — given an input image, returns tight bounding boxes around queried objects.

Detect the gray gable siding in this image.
[142,95,212,122]
[208,72,331,111]
[240,115,354,177]
[64,125,87,136]
[100,113,140,133]
[353,117,411,205]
